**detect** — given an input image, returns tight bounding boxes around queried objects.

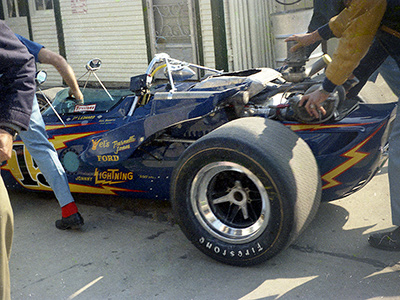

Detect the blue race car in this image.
[2,53,395,266]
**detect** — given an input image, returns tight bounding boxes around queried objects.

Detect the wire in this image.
[275,0,302,5]
[151,64,167,77]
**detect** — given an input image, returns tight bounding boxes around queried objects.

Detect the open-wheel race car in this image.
[1,52,396,266]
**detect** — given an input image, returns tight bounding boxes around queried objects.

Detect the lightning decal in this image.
[68,184,145,196]
[321,123,385,189]
[49,131,105,150]
[45,124,83,131]
[3,131,106,190]
[287,123,373,132]
[93,168,134,185]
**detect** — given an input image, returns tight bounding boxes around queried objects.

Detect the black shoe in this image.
[55,212,84,230]
[368,227,400,251]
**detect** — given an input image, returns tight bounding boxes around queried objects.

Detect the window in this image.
[7,0,28,17]
[35,0,53,11]
[7,0,16,17]
[17,0,28,16]
[147,0,199,64]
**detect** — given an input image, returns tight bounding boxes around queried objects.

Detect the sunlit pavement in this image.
[8,163,400,300]
[8,78,400,300]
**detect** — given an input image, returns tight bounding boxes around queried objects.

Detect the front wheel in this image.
[171,117,321,266]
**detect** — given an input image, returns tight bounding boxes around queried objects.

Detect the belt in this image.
[381,25,400,39]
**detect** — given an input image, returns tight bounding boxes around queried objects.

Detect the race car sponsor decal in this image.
[76,176,93,182]
[91,138,110,150]
[139,174,156,180]
[2,143,142,195]
[90,135,136,154]
[74,104,96,113]
[113,135,136,154]
[97,155,119,162]
[199,236,264,258]
[71,115,96,121]
[98,118,116,124]
[94,168,134,185]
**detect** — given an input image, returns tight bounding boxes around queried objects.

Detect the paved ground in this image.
[7,78,400,300]
[8,164,400,300]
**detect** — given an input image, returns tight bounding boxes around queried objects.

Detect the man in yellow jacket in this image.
[287,0,400,251]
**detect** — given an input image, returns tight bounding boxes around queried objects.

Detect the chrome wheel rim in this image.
[191,161,271,244]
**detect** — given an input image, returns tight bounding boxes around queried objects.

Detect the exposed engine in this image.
[241,44,355,124]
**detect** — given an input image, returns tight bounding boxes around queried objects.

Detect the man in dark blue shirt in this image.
[0,21,35,300]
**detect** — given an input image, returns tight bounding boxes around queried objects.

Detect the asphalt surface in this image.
[7,77,400,300]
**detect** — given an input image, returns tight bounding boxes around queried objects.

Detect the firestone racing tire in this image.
[170,117,321,266]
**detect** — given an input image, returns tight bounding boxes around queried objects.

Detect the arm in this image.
[37,48,84,102]
[284,30,323,53]
[323,0,387,90]
[299,0,387,118]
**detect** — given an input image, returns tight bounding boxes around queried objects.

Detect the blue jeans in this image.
[369,56,400,98]
[348,31,400,99]
[374,30,400,226]
[19,96,74,208]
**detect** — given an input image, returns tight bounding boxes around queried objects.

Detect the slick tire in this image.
[170,117,321,266]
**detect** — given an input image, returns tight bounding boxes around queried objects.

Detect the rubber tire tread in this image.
[171,117,321,266]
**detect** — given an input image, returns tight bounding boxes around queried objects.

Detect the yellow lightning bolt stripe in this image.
[45,124,83,131]
[68,184,143,195]
[321,123,385,189]
[1,181,141,196]
[48,131,105,150]
[287,123,372,132]
[322,142,369,189]
[3,131,104,178]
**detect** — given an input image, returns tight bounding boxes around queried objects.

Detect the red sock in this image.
[61,202,78,218]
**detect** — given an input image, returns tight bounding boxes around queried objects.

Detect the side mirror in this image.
[35,70,47,85]
[86,58,102,71]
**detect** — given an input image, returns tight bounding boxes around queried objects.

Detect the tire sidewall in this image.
[171,141,295,266]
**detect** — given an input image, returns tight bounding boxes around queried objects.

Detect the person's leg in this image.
[388,104,400,227]
[368,101,400,251]
[0,176,13,300]
[378,56,400,98]
[374,31,400,226]
[19,97,83,229]
[368,31,400,250]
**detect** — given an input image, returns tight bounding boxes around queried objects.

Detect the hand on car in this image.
[0,130,14,162]
[69,88,84,104]
[285,31,322,52]
[299,89,330,118]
